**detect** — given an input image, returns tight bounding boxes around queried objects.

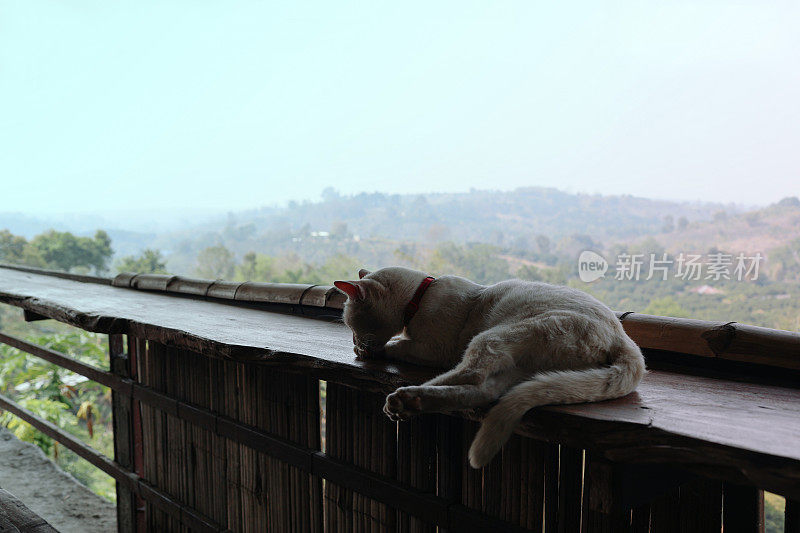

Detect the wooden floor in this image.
[1,266,799,500]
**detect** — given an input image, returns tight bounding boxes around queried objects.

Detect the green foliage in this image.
[516,264,569,285]
[3,398,71,455]
[330,220,349,240]
[235,252,276,281]
[767,238,800,282]
[428,243,509,284]
[516,264,545,281]
[0,230,27,263]
[765,492,785,533]
[535,235,551,254]
[2,229,114,274]
[229,249,364,284]
[116,248,168,274]
[0,230,48,267]
[195,245,236,279]
[776,196,800,208]
[0,329,115,502]
[643,296,691,318]
[315,254,363,283]
[662,215,675,233]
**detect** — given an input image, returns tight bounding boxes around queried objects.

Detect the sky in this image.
[1,1,799,215]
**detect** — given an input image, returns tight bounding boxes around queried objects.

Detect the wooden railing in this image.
[0,264,798,532]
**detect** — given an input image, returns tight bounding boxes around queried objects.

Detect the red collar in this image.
[403,276,435,327]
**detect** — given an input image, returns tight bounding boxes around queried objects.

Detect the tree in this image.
[28,229,113,274]
[330,221,349,240]
[321,187,341,202]
[428,243,509,284]
[90,231,113,272]
[235,252,276,282]
[425,224,450,243]
[317,254,361,282]
[662,215,674,233]
[195,245,235,279]
[644,297,690,318]
[517,263,568,284]
[535,235,551,255]
[116,249,168,274]
[517,264,544,282]
[677,216,689,231]
[0,230,27,264]
[776,196,800,208]
[767,238,800,282]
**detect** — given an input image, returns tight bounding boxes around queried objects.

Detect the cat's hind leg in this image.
[383,370,524,421]
[383,325,525,420]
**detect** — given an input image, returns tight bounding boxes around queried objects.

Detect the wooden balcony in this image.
[0,263,798,532]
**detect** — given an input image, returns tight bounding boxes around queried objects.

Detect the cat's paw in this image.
[354,345,369,358]
[383,388,422,421]
[354,345,386,360]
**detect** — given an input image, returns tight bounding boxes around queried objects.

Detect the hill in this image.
[630,197,800,256]
[153,187,738,271]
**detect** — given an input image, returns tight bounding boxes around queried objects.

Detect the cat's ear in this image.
[358,269,371,279]
[334,280,365,301]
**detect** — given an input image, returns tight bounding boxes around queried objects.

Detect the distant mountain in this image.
[3,187,759,270]
[183,187,737,245]
[632,196,800,255]
[0,208,224,239]
[145,187,744,273]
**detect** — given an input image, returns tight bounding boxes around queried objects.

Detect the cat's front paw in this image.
[354,344,386,360]
[383,388,422,421]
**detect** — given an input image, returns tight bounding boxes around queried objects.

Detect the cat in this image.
[334,266,646,468]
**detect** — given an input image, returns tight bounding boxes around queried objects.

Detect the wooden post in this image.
[650,486,680,533]
[436,414,463,533]
[544,443,560,533]
[786,499,800,533]
[558,446,584,533]
[723,483,764,533]
[579,456,705,533]
[679,479,722,533]
[582,455,631,533]
[110,333,136,533]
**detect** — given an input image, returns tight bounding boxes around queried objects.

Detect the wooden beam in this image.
[0,262,111,285]
[0,488,58,532]
[22,310,49,322]
[0,332,131,394]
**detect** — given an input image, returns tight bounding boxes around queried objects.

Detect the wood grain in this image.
[0,488,58,533]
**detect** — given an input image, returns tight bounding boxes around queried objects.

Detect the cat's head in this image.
[334,268,403,353]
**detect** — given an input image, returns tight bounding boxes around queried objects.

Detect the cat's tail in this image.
[468,337,645,469]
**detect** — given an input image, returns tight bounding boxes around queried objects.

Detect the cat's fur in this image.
[334,266,645,468]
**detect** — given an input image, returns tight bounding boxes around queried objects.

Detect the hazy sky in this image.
[2,1,798,214]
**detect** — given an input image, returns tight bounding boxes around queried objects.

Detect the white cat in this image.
[334,266,645,468]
